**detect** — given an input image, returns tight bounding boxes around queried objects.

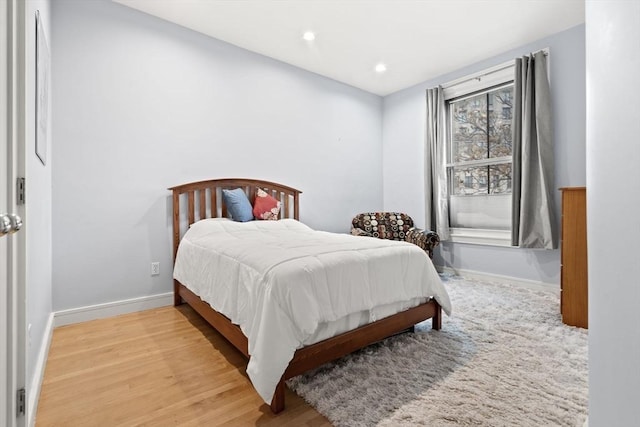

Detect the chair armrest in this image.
[405,228,440,258]
[350,227,373,237]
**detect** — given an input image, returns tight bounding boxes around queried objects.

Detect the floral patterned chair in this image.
[350,212,440,259]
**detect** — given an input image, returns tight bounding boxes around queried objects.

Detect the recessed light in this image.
[375,63,387,73]
[303,31,315,41]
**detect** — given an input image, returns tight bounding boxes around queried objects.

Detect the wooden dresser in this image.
[559,187,588,328]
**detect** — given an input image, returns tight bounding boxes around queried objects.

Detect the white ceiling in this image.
[113,0,585,96]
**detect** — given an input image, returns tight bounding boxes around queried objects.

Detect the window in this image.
[448,85,513,197]
[443,64,515,246]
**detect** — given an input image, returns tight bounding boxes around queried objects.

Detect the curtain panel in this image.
[424,87,450,240]
[511,51,557,249]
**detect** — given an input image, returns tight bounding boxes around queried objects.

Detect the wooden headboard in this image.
[168,178,302,260]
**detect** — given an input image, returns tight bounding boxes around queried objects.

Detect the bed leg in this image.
[270,379,285,414]
[432,304,442,330]
[173,280,183,306]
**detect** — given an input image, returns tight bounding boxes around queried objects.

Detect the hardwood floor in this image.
[36,305,332,426]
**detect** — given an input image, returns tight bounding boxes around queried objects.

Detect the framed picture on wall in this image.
[35,10,49,166]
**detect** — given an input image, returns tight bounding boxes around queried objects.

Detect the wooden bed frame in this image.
[169,178,442,413]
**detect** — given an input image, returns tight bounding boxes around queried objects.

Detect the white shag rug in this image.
[287,275,588,427]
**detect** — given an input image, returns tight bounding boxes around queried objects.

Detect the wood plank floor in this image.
[36,305,332,426]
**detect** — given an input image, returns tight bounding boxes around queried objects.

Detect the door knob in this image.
[0,213,22,236]
[8,214,22,233]
[0,214,10,235]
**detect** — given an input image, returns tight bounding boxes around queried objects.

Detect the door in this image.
[2,1,27,426]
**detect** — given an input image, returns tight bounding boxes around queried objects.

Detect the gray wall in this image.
[51,0,383,311]
[382,25,585,284]
[25,0,53,403]
[586,1,640,424]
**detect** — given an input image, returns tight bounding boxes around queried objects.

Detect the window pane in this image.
[449,194,512,230]
[452,166,488,195]
[489,163,512,194]
[451,94,488,162]
[451,163,512,195]
[488,88,513,158]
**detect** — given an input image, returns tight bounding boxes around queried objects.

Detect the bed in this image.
[169,178,451,413]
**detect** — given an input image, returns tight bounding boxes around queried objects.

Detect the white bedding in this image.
[173,218,452,404]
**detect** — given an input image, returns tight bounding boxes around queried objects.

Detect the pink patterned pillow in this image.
[253,188,281,220]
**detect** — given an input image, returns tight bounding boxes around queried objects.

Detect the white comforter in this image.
[173,218,451,404]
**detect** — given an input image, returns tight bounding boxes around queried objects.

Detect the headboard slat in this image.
[187,191,195,226]
[284,194,290,219]
[199,190,206,220]
[211,187,217,218]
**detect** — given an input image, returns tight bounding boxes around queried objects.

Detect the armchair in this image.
[351,212,440,258]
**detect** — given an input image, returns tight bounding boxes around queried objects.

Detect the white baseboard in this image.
[28,312,54,427]
[436,265,560,296]
[54,292,174,327]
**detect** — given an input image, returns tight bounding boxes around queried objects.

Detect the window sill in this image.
[448,228,513,247]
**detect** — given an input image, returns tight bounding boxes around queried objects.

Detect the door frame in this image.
[3,1,27,426]
[1,0,10,421]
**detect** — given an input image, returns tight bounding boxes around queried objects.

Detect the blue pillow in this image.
[222,188,254,222]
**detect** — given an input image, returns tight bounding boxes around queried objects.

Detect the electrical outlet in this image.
[151,262,160,276]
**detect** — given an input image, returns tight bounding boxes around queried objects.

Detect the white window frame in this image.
[442,60,515,247]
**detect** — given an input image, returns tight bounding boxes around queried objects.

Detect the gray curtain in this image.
[511,51,557,248]
[425,87,450,239]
